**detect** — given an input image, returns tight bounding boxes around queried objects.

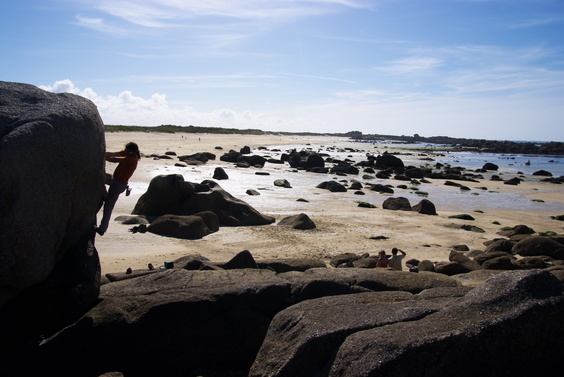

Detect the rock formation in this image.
[132,174,275,226]
[0,81,104,313]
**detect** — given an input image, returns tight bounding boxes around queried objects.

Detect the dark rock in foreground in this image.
[0,82,104,344]
[250,270,564,377]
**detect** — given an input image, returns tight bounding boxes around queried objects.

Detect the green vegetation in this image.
[104,124,346,136]
[105,124,265,135]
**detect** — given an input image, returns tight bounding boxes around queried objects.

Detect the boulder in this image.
[482,162,499,170]
[303,153,325,169]
[352,257,378,268]
[212,167,229,180]
[382,197,412,211]
[132,175,275,226]
[274,179,292,188]
[219,150,241,162]
[474,251,509,265]
[251,270,564,377]
[449,250,482,272]
[178,152,216,163]
[219,250,258,269]
[417,260,436,272]
[482,256,517,270]
[329,253,362,267]
[0,82,104,329]
[147,212,218,239]
[370,183,394,194]
[434,261,467,276]
[288,150,324,169]
[28,267,460,377]
[484,239,515,253]
[497,224,535,237]
[512,235,564,259]
[411,199,437,215]
[330,163,359,175]
[532,170,553,176]
[238,154,266,167]
[317,181,347,192]
[375,152,404,169]
[278,213,316,230]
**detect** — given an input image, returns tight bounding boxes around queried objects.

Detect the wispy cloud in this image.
[376,57,444,74]
[87,0,372,27]
[73,15,128,36]
[507,15,564,29]
[281,72,356,84]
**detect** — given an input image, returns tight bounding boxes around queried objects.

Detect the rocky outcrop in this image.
[250,270,564,377]
[27,266,460,377]
[0,82,104,318]
[132,174,275,226]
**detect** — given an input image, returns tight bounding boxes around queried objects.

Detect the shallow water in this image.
[137,140,564,216]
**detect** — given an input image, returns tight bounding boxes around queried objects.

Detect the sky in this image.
[2,0,564,142]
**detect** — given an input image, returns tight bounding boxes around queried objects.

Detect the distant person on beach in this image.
[96,142,140,236]
[376,250,390,268]
[388,248,406,270]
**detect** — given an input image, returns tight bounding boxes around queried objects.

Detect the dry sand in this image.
[96,132,564,275]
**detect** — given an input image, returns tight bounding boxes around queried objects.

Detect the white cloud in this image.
[40,79,284,129]
[38,79,564,141]
[39,79,81,94]
[73,15,128,36]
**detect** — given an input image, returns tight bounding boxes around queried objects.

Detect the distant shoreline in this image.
[105,125,564,155]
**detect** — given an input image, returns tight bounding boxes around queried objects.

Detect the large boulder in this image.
[0,81,105,364]
[375,152,404,169]
[29,267,461,377]
[132,175,275,226]
[250,270,564,377]
[0,81,105,309]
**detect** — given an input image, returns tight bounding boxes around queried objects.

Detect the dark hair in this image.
[391,248,398,254]
[125,142,140,159]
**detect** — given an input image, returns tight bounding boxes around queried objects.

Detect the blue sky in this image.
[2,0,564,141]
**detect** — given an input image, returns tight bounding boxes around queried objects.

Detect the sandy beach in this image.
[96,132,564,275]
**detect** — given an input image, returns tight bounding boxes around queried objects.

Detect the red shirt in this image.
[112,151,138,184]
